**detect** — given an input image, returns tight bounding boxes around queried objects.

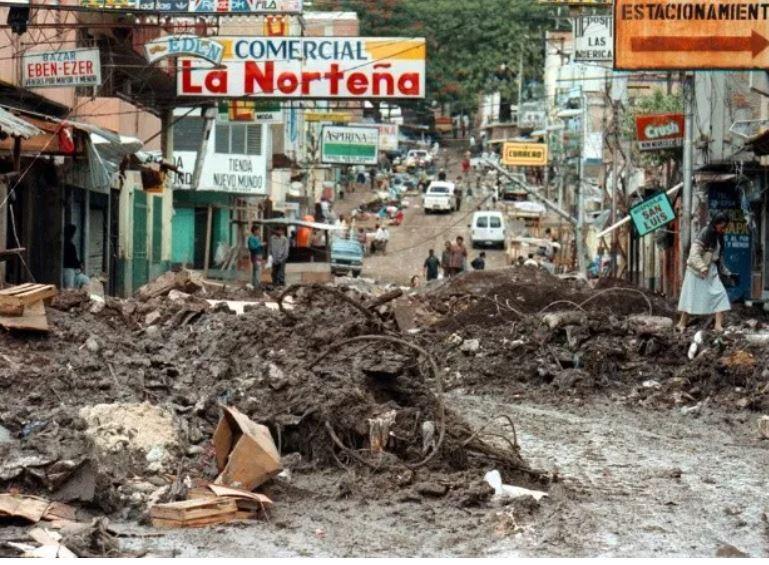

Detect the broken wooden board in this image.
[392,298,416,333]
[150,497,238,529]
[0,283,57,309]
[0,299,49,332]
[0,493,50,522]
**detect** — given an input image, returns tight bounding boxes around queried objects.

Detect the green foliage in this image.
[621,89,683,168]
[312,0,551,112]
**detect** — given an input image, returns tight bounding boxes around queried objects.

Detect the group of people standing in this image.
[422,236,485,282]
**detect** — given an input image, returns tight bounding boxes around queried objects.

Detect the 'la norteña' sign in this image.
[178,37,426,99]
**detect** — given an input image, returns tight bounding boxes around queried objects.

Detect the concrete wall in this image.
[74,98,162,151]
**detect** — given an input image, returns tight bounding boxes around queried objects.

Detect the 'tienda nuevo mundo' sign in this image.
[630,192,677,236]
[321,126,380,165]
[635,113,684,151]
[177,37,426,99]
[22,48,102,89]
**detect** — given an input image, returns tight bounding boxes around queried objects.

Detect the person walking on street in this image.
[454,180,463,212]
[677,213,733,332]
[448,236,467,276]
[247,224,263,289]
[269,227,290,287]
[471,251,486,271]
[424,249,441,282]
[441,241,452,278]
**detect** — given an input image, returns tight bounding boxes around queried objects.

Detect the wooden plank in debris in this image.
[0,300,50,332]
[0,493,50,523]
[0,284,57,308]
[150,497,237,528]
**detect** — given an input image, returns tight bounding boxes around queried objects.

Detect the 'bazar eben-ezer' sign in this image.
[177,37,426,99]
[22,48,101,89]
[630,192,677,236]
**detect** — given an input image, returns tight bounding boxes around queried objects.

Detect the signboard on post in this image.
[144,36,224,66]
[177,37,426,99]
[321,126,379,165]
[635,113,684,151]
[173,122,268,195]
[22,48,101,89]
[352,123,399,151]
[615,0,769,69]
[218,101,282,124]
[629,192,676,236]
[72,1,303,13]
[501,142,548,167]
[574,15,613,62]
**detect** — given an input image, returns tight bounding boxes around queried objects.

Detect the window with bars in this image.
[173,117,205,152]
[214,123,263,156]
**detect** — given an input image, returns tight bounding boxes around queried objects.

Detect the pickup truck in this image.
[330,235,364,278]
[423,181,456,214]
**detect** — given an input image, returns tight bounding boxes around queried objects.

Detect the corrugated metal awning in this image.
[0,107,42,139]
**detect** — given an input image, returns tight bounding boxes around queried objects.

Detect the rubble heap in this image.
[408,268,768,412]
[0,276,542,529]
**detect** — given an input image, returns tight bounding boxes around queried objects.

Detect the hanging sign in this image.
[574,15,613,62]
[177,37,426,99]
[217,101,283,123]
[635,113,684,151]
[352,123,399,151]
[73,0,302,13]
[321,126,380,165]
[501,142,548,166]
[144,36,224,66]
[630,192,676,236]
[22,48,102,89]
[615,0,769,69]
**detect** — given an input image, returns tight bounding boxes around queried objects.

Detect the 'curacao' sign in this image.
[177,37,426,99]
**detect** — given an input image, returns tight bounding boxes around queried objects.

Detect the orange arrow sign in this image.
[631,30,769,58]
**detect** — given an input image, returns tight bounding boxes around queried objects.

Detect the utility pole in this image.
[576,92,588,273]
[610,97,620,277]
[680,72,694,280]
[517,43,524,123]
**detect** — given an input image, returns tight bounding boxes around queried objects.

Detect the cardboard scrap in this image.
[150,497,238,529]
[213,406,282,491]
[8,527,77,558]
[0,493,50,523]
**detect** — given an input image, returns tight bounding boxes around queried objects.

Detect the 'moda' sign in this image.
[177,37,426,99]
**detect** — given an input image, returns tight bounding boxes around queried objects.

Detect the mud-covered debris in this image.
[150,497,238,528]
[758,415,769,439]
[0,493,50,522]
[460,339,480,354]
[715,544,749,558]
[60,517,121,557]
[213,406,282,491]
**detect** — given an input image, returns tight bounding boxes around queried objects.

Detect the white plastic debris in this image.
[484,469,548,501]
[688,330,704,360]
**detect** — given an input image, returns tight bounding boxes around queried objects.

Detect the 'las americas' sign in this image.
[178,37,426,99]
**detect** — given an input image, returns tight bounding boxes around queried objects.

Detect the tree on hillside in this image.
[312,0,550,113]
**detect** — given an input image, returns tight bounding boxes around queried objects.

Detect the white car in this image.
[470,211,506,248]
[406,149,432,168]
[423,181,456,213]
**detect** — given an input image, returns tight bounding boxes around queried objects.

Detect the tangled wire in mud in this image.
[274,284,548,482]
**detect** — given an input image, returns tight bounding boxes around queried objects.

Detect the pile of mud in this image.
[411,267,769,412]
[0,282,541,522]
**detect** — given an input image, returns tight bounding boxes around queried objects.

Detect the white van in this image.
[470,211,506,248]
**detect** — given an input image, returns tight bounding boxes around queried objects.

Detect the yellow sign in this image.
[502,143,548,167]
[615,0,769,69]
[304,112,353,123]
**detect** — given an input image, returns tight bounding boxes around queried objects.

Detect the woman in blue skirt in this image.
[676,213,732,332]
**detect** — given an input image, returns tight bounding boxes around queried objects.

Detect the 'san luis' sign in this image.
[629,192,677,237]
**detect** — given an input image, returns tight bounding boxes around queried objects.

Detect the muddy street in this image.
[114,394,769,558]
